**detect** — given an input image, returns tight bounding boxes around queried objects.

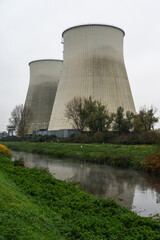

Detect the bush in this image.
[110,134,132,144]
[141,152,160,174]
[140,131,160,144]
[92,131,104,143]
[70,133,93,143]
[13,158,25,167]
[1,136,20,142]
[0,144,12,158]
[109,131,160,145]
[28,135,57,142]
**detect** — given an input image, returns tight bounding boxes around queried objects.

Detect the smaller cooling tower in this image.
[25,59,62,134]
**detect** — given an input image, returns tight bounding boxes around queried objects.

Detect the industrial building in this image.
[48,24,135,132]
[24,59,62,134]
[24,24,135,136]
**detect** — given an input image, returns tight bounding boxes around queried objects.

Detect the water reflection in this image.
[12,151,160,217]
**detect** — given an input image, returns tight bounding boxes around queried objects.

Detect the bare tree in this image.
[9,104,23,130]
[65,97,85,132]
[9,104,32,138]
[17,106,33,138]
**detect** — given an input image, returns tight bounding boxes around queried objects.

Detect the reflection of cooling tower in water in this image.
[25,60,62,133]
[72,165,137,210]
[49,24,136,131]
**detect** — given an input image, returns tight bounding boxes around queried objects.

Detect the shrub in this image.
[1,136,19,142]
[80,133,93,143]
[0,144,12,158]
[71,133,93,143]
[109,131,160,145]
[111,134,132,144]
[13,158,25,167]
[140,131,160,144]
[142,152,160,174]
[28,135,57,142]
[92,131,104,143]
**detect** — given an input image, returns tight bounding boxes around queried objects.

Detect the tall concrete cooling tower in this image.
[25,59,62,134]
[49,24,135,131]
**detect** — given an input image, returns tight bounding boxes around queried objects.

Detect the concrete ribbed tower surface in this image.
[25,59,62,134]
[49,24,136,131]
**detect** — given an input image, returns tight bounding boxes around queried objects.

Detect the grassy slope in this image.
[0,171,63,240]
[2,141,159,169]
[0,154,160,240]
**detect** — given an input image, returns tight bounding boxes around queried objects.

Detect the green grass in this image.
[2,141,160,169]
[0,153,160,239]
[0,172,63,240]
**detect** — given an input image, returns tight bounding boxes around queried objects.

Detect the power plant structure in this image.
[48,24,136,132]
[24,24,136,136]
[24,59,62,134]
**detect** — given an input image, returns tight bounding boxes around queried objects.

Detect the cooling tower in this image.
[49,24,135,131]
[25,59,62,134]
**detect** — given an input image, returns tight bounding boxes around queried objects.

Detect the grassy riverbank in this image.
[2,141,159,169]
[0,153,160,240]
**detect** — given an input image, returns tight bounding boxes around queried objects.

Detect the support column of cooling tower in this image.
[25,59,62,134]
[48,24,136,131]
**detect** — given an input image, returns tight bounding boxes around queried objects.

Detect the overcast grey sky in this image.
[0,0,160,131]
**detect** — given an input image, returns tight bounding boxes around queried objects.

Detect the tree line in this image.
[65,96,159,137]
[8,97,159,142]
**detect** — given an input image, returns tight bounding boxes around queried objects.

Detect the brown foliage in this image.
[142,152,160,174]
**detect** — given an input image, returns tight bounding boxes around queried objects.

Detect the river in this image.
[12,150,160,217]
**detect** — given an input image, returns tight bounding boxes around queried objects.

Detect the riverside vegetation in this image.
[0,144,160,240]
[1,141,160,172]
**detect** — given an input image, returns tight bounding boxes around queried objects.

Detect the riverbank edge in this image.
[2,141,159,170]
[0,153,160,239]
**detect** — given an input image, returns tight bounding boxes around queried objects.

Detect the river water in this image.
[12,150,160,217]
